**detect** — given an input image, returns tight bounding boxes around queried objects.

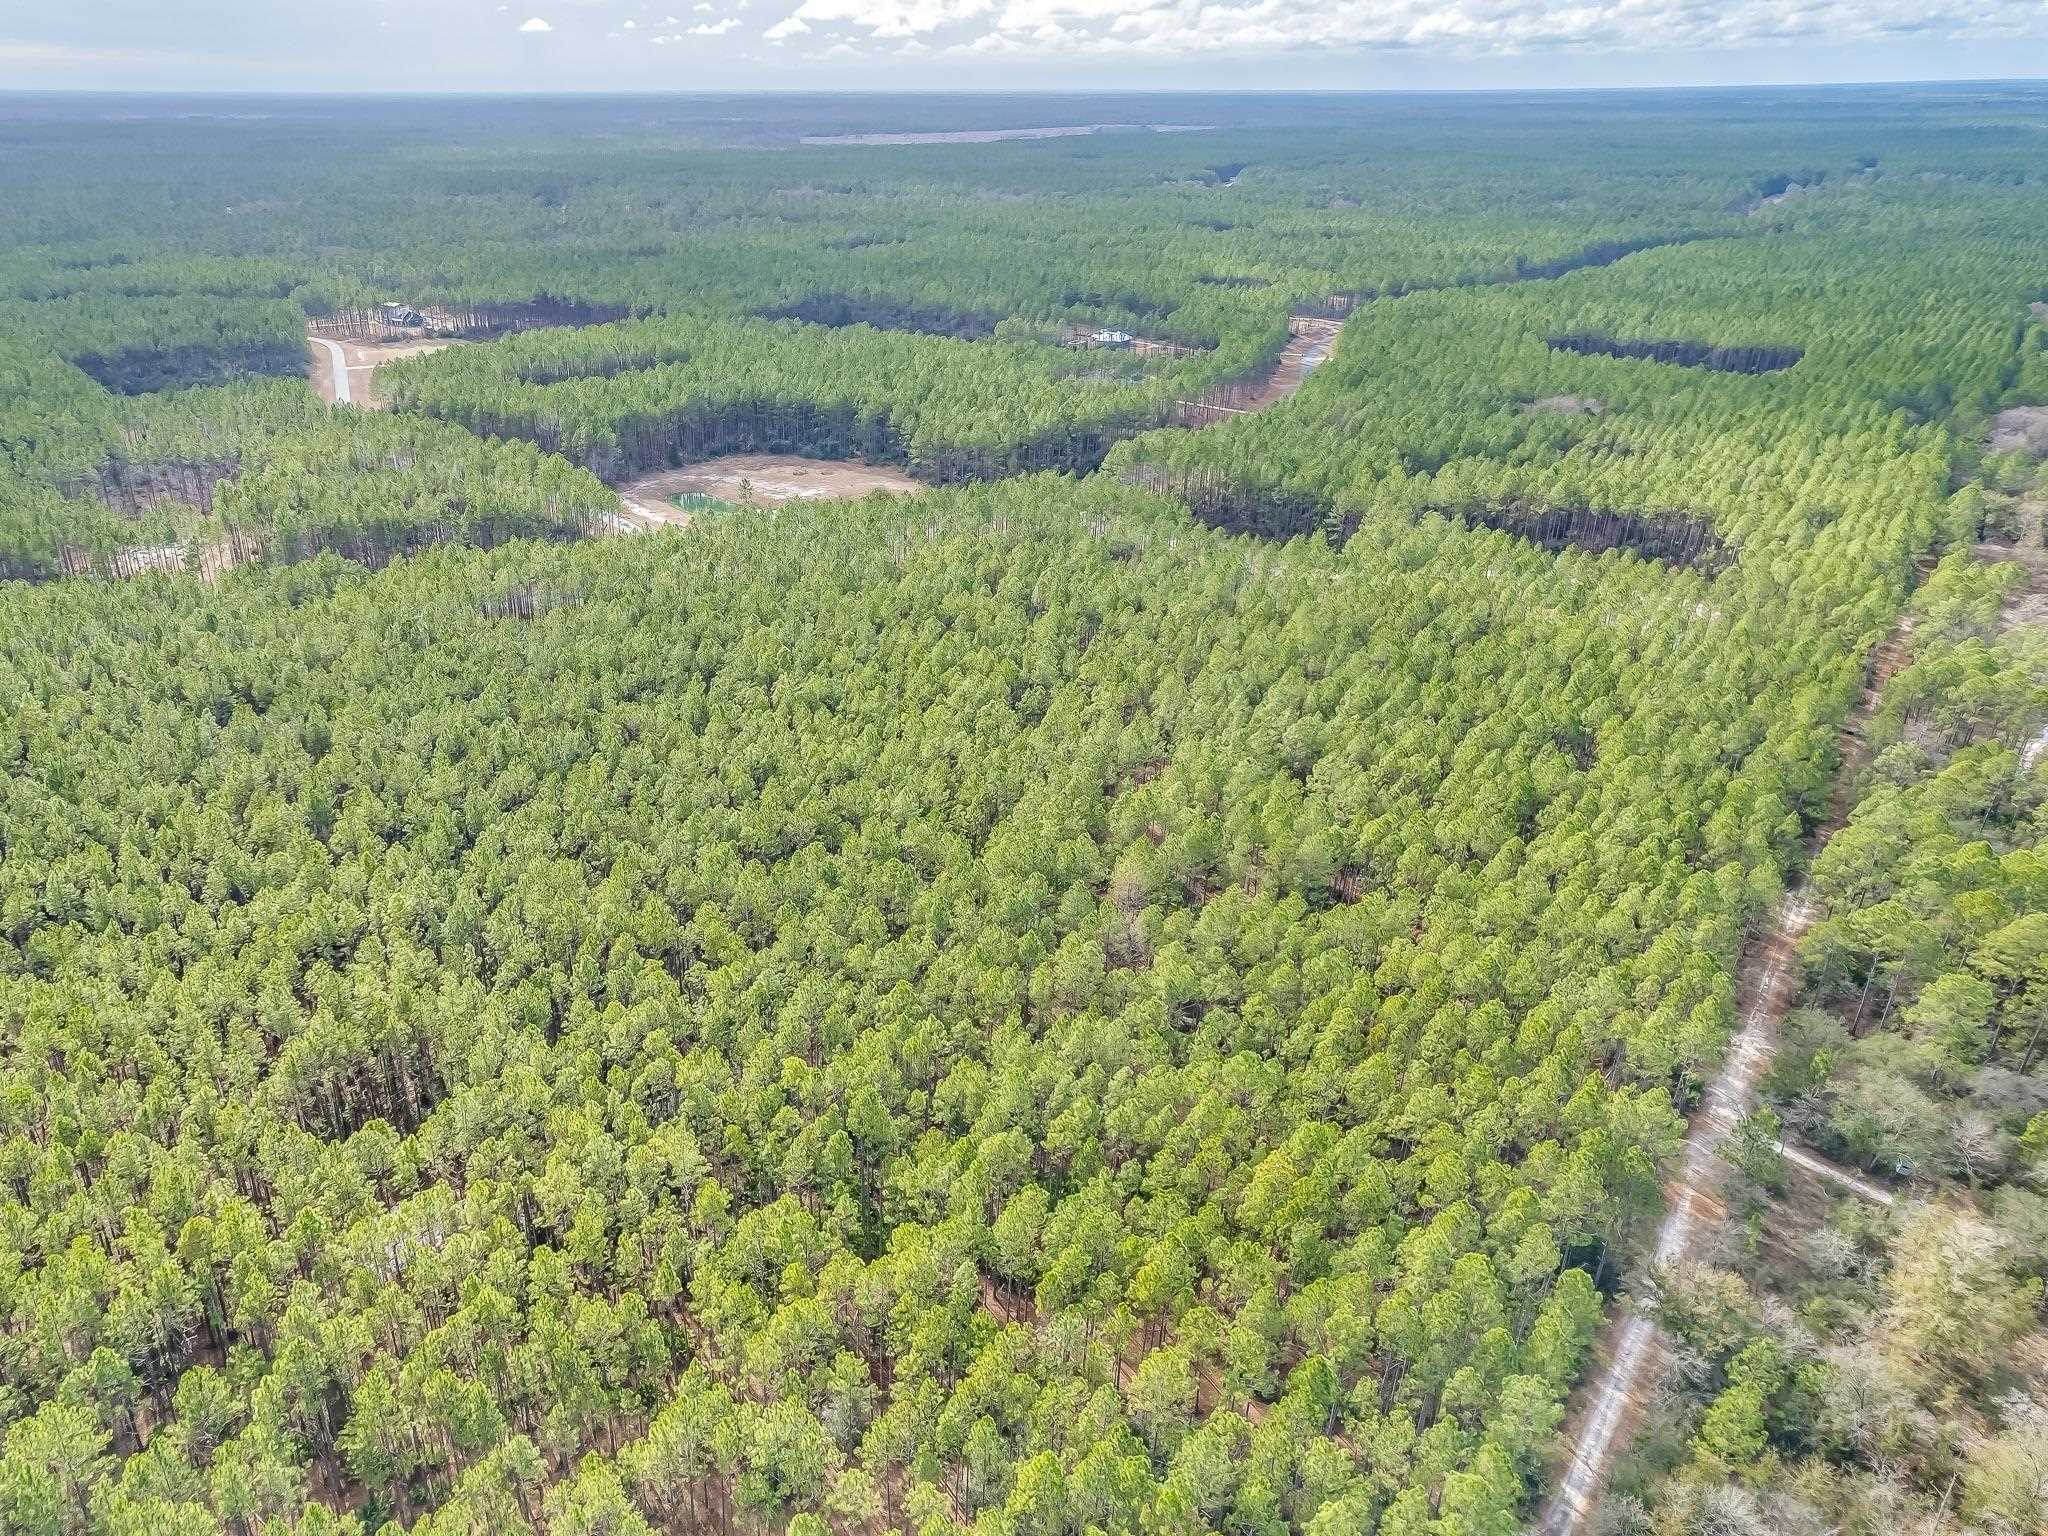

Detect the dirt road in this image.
[1537,888,1816,1535]
[1245,320,1339,407]
[1168,318,1340,426]
[1772,1136,1896,1204]
[1535,616,1915,1536]
[310,336,353,405]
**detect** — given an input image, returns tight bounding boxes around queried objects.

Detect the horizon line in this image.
[3,75,2046,100]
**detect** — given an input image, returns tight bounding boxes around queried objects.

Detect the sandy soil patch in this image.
[1523,395,1606,415]
[801,124,1211,145]
[611,455,926,528]
[2001,586,2048,634]
[1988,406,2048,458]
[2031,301,2048,322]
[1747,182,1811,213]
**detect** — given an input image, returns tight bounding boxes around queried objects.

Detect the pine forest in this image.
[1,87,2046,1536]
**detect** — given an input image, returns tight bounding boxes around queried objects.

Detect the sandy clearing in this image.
[609,455,926,531]
[1524,395,1606,415]
[1231,319,1340,412]
[1163,318,1342,428]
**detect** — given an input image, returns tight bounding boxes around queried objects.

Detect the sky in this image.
[2,0,2045,93]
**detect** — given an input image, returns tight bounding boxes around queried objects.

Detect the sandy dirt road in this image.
[1535,617,1915,1536]
[309,337,353,405]
[1537,889,1815,1536]
[1167,319,1341,426]
[1239,320,1340,410]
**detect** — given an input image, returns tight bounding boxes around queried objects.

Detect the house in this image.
[379,303,425,327]
[1090,329,1135,348]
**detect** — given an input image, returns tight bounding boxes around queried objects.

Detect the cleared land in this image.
[1174,317,1339,421]
[611,455,925,528]
[1249,320,1340,404]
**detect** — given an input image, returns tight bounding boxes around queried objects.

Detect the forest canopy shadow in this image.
[756,292,1001,341]
[1546,333,1804,375]
[1421,498,1731,573]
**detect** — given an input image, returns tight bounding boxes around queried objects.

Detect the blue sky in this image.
[4,0,2045,91]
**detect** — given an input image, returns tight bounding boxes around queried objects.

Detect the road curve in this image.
[310,336,353,406]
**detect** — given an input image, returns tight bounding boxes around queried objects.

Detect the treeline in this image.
[0,292,308,394]
[1544,333,1804,376]
[0,382,618,580]
[757,292,1004,341]
[1796,552,2048,1169]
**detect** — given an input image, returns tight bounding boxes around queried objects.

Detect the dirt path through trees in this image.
[1169,318,1339,425]
[1535,613,1916,1536]
[1770,1136,1897,1203]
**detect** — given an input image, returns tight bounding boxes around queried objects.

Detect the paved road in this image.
[310,336,353,406]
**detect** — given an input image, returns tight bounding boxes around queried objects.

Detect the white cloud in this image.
[517,15,553,30]
[759,0,2048,59]
[774,0,990,38]
[623,17,636,26]
[691,16,742,31]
